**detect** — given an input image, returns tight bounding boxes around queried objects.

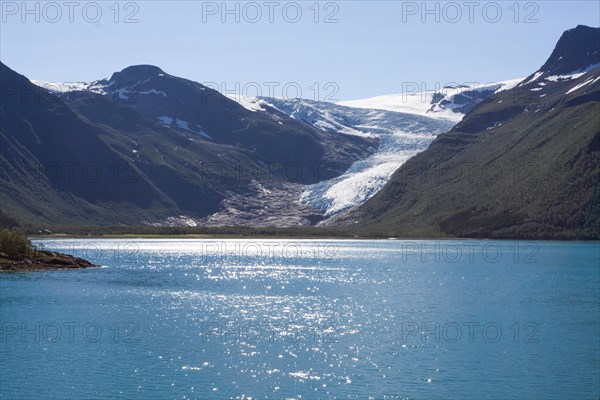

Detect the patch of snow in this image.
[494,78,523,93]
[225,94,268,112]
[139,89,167,97]
[565,77,597,94]
[546,73,586,82]
[546,64,600,83]
[175,119,212,139]
[157,116,174,125]
[521,71,544,86]
[486,122,503,130]
[175,119,192,130]
[115,88,130,99]
[157,116,212,139]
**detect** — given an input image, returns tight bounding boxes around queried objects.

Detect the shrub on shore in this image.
[0,229,34,258]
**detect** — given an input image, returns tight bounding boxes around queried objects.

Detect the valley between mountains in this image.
[1,25,598,239]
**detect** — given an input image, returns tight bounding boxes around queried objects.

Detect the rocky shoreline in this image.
[0,250,99,272]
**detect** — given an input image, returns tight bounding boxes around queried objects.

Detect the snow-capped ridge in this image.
[340,79,522,123]
[32,80,110,95]
[224,94,269,112]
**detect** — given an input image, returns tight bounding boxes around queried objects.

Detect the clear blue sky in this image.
[1,1,599,100]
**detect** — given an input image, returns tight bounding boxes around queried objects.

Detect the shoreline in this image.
[0,250,100,272]
[27,234,600,243]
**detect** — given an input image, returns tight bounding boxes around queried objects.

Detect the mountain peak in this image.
[567,24,598,33]
[109,65,166,83]
[539,25,600,76]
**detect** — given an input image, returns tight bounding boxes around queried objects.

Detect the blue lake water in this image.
[1,239,598,399]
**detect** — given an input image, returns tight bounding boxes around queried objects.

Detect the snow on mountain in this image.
[32,80,110,95]
[34,73,520,219]
[256,96,375,137]
[340,79,522,122]
[566,75,600,94]
[519,62,600,98]
[340,92,461,121]
[34,77,211,141]
[518,26,600,98]
[254,97,456,216]
[157,116,212,139]
[32,77,168,100]
[224,94,269,112]
[522,63,599,85]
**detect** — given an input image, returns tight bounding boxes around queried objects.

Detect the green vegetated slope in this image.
[350,25,600,239]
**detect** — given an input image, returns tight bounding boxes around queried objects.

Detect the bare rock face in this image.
[0,251,99,272]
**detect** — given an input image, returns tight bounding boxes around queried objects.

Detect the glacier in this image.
[33,77,521,221]
[258,98,456,216]
[250,80,521,217]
